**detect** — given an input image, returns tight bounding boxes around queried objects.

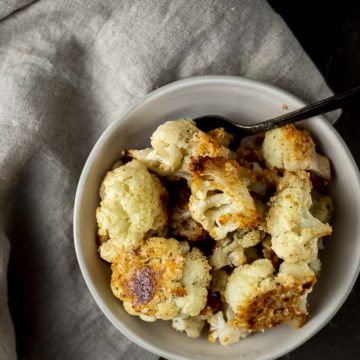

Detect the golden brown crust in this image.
[282,125,315,161]
[193,132,230,159]
[111,237,186,318]
[230,277,316,331]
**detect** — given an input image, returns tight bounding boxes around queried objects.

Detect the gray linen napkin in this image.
[0,1,339,359]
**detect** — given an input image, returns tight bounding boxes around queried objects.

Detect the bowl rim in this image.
[73,75,360,360]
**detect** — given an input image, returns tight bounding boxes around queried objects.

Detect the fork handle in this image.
[243,86,360,134]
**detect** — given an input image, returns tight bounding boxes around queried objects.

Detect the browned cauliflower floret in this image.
[225,259,316,331]
[127,119,229,179]
[96,160,167,262]
[262,125,331,180]
[110,237,211,321]
[208,306,249,345]
[266,170,332,263]
[168,182,207,241]
[189,157,259,240]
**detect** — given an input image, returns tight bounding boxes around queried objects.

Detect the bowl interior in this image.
[74,77,360,360]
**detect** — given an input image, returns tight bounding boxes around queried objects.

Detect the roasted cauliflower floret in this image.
[225,259,316,331]
[110,237,211,321]
[127,119,229,178]
[209,237,246,270]
[266,170,332,263]
[235,228,263,248]
[189,157,259,240]
[208,306,248,346]
[172,316,206,338]
[96,160,167,262]
[262,125,331,180]
[175,247,212,316]
[209,230,262,270]
[168,181,207,241]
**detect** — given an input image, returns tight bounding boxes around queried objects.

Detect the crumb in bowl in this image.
[95,120,333,346]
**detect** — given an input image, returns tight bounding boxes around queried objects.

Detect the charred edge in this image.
[131,267,156,305]
[120,149,134,164]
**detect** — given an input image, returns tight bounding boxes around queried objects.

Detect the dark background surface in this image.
[270,1,360,359]
[160,2,360,359]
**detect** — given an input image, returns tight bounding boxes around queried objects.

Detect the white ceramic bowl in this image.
[74,76,360,360]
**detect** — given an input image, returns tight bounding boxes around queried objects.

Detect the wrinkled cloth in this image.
[0,1,338,359]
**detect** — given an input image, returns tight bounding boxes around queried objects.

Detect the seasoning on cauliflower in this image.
[189,157,259,241]
[96,160,168,262]
[235,228,263,248]
[225,259,316,331]
[262,124,331,180]
[266,170,332,263]
[126,119,229,178]
[168,181,207,241]
[208,306,249,346]
[110,237,211,321]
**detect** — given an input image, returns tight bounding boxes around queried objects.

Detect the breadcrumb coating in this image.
[225,259,316,331]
